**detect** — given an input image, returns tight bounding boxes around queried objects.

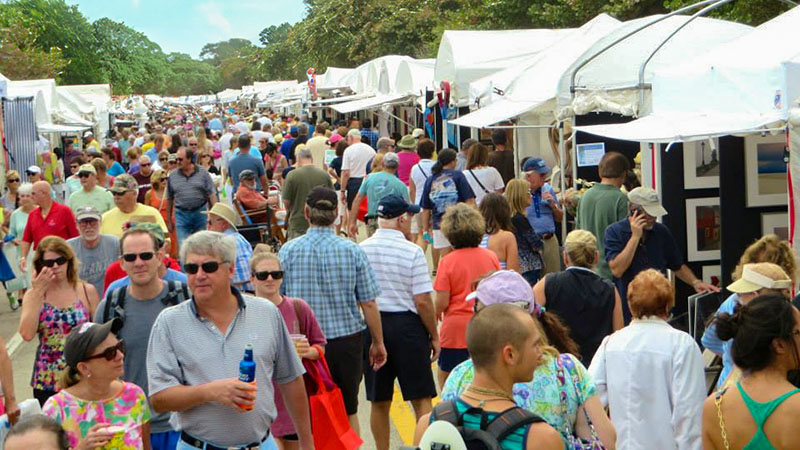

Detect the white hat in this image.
[727,264,792,293]
[628,187,668,217]
[83,131,93,138]
[26,165,42,174]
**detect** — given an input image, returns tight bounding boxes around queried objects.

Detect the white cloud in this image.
[131,0,140,6]
[199,2,231,35]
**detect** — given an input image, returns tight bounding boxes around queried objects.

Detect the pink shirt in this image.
[397,151,420,185]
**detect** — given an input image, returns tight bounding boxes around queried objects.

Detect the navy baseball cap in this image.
[522,157,551,175]
[377,194,421,219]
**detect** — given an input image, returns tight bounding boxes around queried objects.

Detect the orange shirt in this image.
[434,247,500,349]
[235,185,268,210]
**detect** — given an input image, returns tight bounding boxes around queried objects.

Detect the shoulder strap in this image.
[103,286,127,323]
[418,164,429,179]
[164,280,187,306]
[468,169,489,194]
[292,298,306,336]
[485,407,544,442]
[431,401,462,426]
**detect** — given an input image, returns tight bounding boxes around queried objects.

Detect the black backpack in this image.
[102,280,189,325]
[429,401,545,450]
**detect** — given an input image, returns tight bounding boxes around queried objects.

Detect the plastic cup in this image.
[289,334,307,355]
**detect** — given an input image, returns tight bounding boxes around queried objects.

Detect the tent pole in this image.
[559,121,567,243]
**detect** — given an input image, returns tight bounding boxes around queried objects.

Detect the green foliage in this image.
[0,9,66,79]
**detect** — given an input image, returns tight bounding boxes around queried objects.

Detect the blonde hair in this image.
[150,169,165,185]
[34,236,79,286]
[734,235,797,282]
[505,179,531,216]
[440,203,485,249]
[564,230,597,268]
[249,247,280,272]
[57,367,81,389]
[371,153,384,173]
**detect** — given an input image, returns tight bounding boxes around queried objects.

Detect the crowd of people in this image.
[0,106,796,450]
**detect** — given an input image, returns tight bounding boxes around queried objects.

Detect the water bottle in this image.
[237,344,256,411]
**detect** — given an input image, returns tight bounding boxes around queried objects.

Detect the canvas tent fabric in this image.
[331,93,413,114]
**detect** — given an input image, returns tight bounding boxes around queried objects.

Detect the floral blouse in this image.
[441,352,596,443]
[32,300,91,391]
[43,382,151,450]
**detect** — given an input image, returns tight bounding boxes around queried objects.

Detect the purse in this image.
[555,354,606,450]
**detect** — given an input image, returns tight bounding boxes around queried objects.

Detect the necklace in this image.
[465,384,515,404]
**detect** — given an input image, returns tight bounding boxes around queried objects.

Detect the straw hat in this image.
[204,203,240,228]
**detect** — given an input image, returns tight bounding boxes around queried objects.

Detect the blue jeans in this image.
[151,430,180,450]
[174,207,208,247]
[176,433,277,450]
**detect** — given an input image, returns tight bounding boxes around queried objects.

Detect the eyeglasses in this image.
[122,252,155,262]
[112,191,129,197]
[70,165,79,169]
[189,143,198,147]
[84,340,125,362]
[6,179,19,183]
[40,256,68,267]
[25,172,37,176]
[160,178,168,182]
[159,158,168,162]
[184,261,222,274]
[253,270,284,281]
[141,163,151,167]
[78,219,99,226]
[78,172,93,178]
[175,158,183,162]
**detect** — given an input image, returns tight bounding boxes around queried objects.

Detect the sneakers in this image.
[7,293,18,311]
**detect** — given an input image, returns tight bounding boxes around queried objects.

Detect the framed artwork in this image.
[686,197,721,262]
[702,265,722,288]
[761,212,789,241]
[683,139,720,189]
[745,133,788,207]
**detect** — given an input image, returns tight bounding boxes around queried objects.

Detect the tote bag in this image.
[305,355,363,450]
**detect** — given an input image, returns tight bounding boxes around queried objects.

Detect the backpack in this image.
[427,400,545,450]
[102,280,190,325]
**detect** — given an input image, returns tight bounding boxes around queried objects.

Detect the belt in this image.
[180,431,268,450]
[176,205,205,213]
[540,232,554,239]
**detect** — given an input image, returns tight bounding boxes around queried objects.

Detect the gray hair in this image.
[180,230,236,265]
[377,137,394,152]
[17,182,34,196]
[297,123,309,135]
[377,216,400,229]
[296,147,313,161]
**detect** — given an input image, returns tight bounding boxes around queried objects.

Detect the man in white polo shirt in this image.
[359,194,439,450]
[340,128,375,211]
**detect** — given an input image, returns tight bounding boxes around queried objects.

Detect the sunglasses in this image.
[7,179,19,183]
[78,172,93,178]
[253,270,284,281]
[189,143,198,146]
[26,172,37,176]
[141,163,151,167]
[184,261,222,274]
[41,256,68,267]
[122,252,155,262]
[70,164,80,168]
[159,158,168,162]
[84,340,125,362]
[169,160,178,164]
[78,219,99,226]
[112,191,129,197]
[160,178,168,182]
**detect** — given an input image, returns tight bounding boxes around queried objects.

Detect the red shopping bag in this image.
[356,196,368,223]
[304,355,363,450]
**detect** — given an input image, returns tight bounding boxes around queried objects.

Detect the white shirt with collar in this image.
[589,317,705,450]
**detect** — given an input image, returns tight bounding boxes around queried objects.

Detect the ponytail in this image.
[57,367,81,390]
[432,148,457,175]
[537,310,580,357]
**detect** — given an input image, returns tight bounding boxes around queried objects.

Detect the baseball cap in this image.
[129,222,166,247]
[64,319,123,370]
[83,131,93,138]
[75,206,101,222]
[522,157,551,175]
[26,165,42,175]
[110,174,139,193]
[727,264,792,293]
[377,194,420,219]
[627,187,668,217]
[238,169,256,181]
[346,128,361,138]
[382,152,399,168]
[306,186,338,211]
[167,153,178,162]
[78,163,96,175]
[329,134,343,145]
[465,270,537,314]
[412,128,425,139]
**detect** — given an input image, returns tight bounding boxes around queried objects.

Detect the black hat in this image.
[306,186,338,211]
[377,194,421,219]
[64,319,123,370]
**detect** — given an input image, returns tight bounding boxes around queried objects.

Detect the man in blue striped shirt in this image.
[279,186,386,436]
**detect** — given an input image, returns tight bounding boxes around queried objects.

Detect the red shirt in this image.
[103,257,181,291]
[22,202,79,249]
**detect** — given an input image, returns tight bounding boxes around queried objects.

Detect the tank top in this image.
[737,382,800,450]
[543,267,615,364]
[32,298,91,391]
[479,234,508,270]
[449,399,528,450]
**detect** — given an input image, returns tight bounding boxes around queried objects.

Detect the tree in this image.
[165,53,221,96]
[0,9,66,79]
[200,38,256,67]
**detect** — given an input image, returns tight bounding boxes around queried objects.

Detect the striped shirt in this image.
[279,226,380,339]
[166,165,215,210]
[224,228,254,292]
[146,288,304,447]
[360,228,432,313]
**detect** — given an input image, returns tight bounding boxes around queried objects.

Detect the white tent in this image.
[317,67,355,91]
[7,79,94,130]
[556,15,752,118]
[435,28,576,106]
[450,14,622,128]
[395,59,435,99]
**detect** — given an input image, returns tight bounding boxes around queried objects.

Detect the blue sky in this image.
[70,0,307,58]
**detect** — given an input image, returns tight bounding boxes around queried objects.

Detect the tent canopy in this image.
[330,93,413,114]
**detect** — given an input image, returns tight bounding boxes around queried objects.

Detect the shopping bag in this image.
[305,355,362,450]
[357,196,368,223]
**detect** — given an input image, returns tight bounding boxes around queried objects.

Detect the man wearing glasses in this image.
[97,226,189,450]
[62,140,83,174]
[100,174,167,238]
[67,164,114,215]
[166,147,217,248]
[132,155,154,203]
[67,206,119,297]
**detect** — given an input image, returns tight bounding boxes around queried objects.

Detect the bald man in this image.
[19,181,79,272]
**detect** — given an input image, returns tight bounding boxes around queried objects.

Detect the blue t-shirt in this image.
[526,183,559,235]
[280,138,295,161]
[208,118,224,131]
[358,171,409,217]
[603,218,683,323]
[420,169,475,230]
[103,269,187,298]
[107,161,125,177]
[228,153,267,193]
[145,147,159,164]
[701,293,740,388]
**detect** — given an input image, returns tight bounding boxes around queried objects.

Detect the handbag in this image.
[305,354,363,450]
[555,354,606,450]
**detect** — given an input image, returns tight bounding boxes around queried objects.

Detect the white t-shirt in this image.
[251,130,274,145]
[463,167,505,204]
[409,159,436,204]
[220,133,234,153]
[305,135,329,170]
[235,121,249,134]
[341,143,375,178]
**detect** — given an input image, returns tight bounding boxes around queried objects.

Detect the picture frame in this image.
[761,212,789,241]
[685,197,722,262]
[745,133,788,207]
[683,139,720,189]
[701,265,722,288]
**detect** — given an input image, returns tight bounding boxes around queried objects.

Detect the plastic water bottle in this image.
[237,344,256,411]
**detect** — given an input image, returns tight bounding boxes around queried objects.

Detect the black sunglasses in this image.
[159,158,168,162]
[78,172,93,178]
[7,179,19,183]
[175,158,184,162]
[84,340,125,362]
[41,256,68,267]
[184,261,222,274]
[112,191,128,197]
[141,163,151,167]
[253,270,284,281]
[122,252,155,262]
[26,172,37,176]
